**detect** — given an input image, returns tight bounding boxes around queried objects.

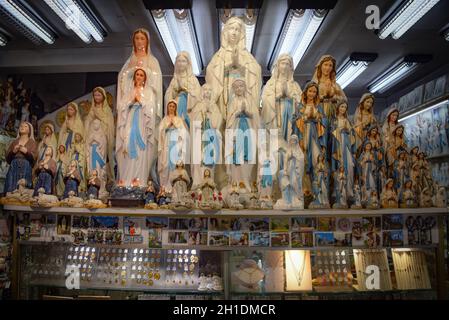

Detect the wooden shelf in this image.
[2,204,448,217]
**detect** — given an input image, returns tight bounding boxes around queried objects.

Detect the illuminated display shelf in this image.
[2,204,448,217]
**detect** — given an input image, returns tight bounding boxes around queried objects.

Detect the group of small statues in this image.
[1,18,447,210]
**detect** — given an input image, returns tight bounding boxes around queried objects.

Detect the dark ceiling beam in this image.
[142,0,192,10]
[288,0,337,9]
[215,0,263,8]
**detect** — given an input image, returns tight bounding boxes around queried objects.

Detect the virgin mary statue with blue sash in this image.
[225,79,259,192]
[330,100,356,204]
[158,100,189,192]
[116,67,156,186]
[57,102,84,155]
[116,28,162,187]
[164,51,201,129]
[292,82,328,197]
[261,54,302,143]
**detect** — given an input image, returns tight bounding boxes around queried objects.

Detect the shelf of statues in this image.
[2,203,448,217]
[1,27,448,220]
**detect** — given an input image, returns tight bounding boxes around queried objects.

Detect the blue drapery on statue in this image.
[128,103,146,160]
[65,130,73,151]
[234,114,252,164]
[167,128,180,171]
[260,159,273,188]
[281,98,293,141]
[177,91,190,129]
[33,171,52,196]
[63,178,79,199]
[203,118,220,166]
[305,120,319,175]
[91,143,106,170]
[5,157,33,193]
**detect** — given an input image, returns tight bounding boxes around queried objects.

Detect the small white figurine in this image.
[169,160,191,208]
[30,187,59,207]
[274,135,304,210]
[434,184,447,208]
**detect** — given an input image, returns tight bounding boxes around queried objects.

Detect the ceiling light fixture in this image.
[378,0,440,40]
[0,0,55,44]
[336,53,378,89]
[44,0,106,43]
[368,55,432,94]
[269,9,327,70]
[151,9,202,75]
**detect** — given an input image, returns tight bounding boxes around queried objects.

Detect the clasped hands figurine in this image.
[13,144,27,154]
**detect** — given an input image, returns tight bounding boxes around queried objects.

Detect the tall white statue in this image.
[205,16,261,120]
[85,87,115,182]
[116,67,156,186]
[225,79,259,192]
[164,51,201,129]
[116,28,162,187]
[158,100,189,192]
[190,84,224,190]
[86,119,108,198]
[261,54,302,143]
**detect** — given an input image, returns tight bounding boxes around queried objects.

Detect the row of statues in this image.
[1,18,447,210]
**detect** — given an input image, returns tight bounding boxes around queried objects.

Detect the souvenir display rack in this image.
[2,204,447,300]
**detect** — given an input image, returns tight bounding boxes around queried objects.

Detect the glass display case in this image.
[3,205,446,300]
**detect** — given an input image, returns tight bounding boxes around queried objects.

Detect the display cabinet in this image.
[2,205,448,300]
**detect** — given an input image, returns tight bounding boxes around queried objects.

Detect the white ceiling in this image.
[1,0,449,101]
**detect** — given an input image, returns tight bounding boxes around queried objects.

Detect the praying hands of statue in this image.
[44,163,49,170]
[232,47,239,68]
[19,145,28,154]
[282,81,288,98]
[13,144,20,153]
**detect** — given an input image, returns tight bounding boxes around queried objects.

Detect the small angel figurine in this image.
[87,169,101,199]
[434,184,447,208]
[399,179,417,208]
[63,160,81,199]
[366,190,380,209]
[198,169,216,208]
[169,160,191,207]
[380,178,398,208]
[332,166,347,209]
[419,187,433,208]
[144,180,157,208]
[157,186,170,207]
[309,153,330,209]
[249,182,259,209]
[228,181,243,209]
[351,180,363,209]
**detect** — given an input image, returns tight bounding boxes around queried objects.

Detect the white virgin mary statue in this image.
[158,100,189,192]
[205,16,261,119]
[116,67,156,186]
[116,28,162,186]
[261,54,302,143]
[164,51,201,129]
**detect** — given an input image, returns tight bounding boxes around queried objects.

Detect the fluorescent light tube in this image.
[369,61,419,94]
[379,0,440,40]
[336,53,377,89]
[152,9,202,75]
[44,0,104,43]
[0,33,7,46]
[270,9,326,70]
[0,0,55,44]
